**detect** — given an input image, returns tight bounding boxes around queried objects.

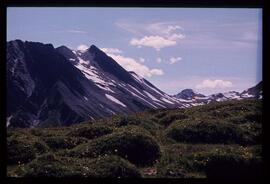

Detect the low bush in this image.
[67,125,113,139]
[12,154,141,177]
[7,99,262,178]
[244,112,262,123]
[139,120,160,136]
[166,120,253,145]
[157,163,188,178]
[43,136,88,150]
[15,154,83,177]
[154,111,167,119]
[7,139,36,165]
[88,155,141,178]
[115,116,142,127]
[159,113,188,127]
[205,155,262,178]
[69,126,161,166]
[114,116,160,136]
[30,128,44,136]
[32,141,50,154]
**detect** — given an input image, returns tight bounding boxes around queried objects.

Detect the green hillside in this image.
[7,99,262,178]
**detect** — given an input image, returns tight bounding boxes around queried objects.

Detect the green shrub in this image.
[32,141,50,154]
[13,154,141,178]
[115,116,142,127]
[114,116,160,136]
[156,143,261,178]
[69,126,161,166]
[43,136,88,150]
[139,120,160,136]
[157,163,188,178]
[189,145,260,171]
[159,113,188,127]
[154,111,167,119]
[6,99,262,178]
[67,125,113,139]
[205,155,262,178]
[30,129,44,136]
[244,112,262,123]
[16,154,83,177]
[7,139,36,165]
[166,120,253,145]
[88,155,141,178]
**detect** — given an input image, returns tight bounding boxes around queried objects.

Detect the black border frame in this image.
[1,0,268,184]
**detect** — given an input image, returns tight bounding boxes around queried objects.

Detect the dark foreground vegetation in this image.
[7,99,262,178]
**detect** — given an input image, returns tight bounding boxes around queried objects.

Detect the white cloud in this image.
[146,22,183,36]
[167,25,182,32]
[51,29,88,34]
[102,50,163,77]
[67,30,87,34]
[115,22,143,35]
[168,33,185,41]
[126,22,185,51]
[130,35,178,51]
[196,79,233,89]
[101,48,122,54]
[77,44,89,51]
[139,57,145,63]
[157,58,162,63]
[169,57,182,64]
[150,69,164,75]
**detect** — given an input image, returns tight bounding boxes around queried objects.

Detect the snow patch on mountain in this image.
[7,116,12,127]
[241,93,254,98]
[125,88,158,108]
[223,91,241,99]
[153,101,167,108]
[73,55,116,93]
[128,84,144,96]
[161,97,175,104]
[105,94,126,107]
[130,72,164,96]
[143,90,161,102]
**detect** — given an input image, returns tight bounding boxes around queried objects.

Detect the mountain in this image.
[6,40,262,128]
[174,89,205,100]
[240,81,262,99]
[174,82,262,106]
[7,40,182,128]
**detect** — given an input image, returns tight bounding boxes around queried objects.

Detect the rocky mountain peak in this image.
[7,40,183,128]
[175,88,205,100]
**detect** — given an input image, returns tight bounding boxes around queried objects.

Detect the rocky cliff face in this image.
[6,40,183,128]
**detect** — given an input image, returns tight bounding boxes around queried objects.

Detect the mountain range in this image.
[174,81,262,106]
[6,40,262,128]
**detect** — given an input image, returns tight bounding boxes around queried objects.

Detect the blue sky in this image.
[7,8,262,95]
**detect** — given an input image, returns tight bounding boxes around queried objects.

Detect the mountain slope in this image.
[56,45,182,110]
[240,81,262,99]
[7,40,182,128]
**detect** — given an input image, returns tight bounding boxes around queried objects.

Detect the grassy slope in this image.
[7,99,262,178]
